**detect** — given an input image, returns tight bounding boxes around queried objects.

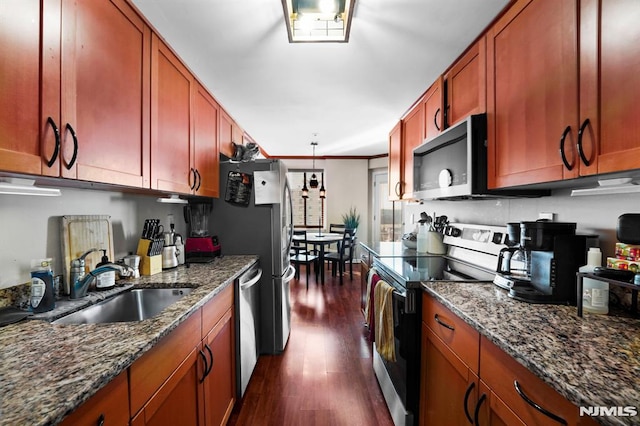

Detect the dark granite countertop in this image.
[0,255,258,426]
[422,281,640,426]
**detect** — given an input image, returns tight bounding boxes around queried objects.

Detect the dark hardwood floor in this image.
[228,264,394,426]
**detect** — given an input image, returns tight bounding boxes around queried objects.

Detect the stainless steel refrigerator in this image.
[211,159,294,363]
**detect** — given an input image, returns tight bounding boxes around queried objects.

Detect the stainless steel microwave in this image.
[412,114,546,200]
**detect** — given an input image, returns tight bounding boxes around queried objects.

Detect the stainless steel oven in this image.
[370,223,509,426]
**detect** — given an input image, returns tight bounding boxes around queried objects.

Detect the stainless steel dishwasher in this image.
[235,262,262,398]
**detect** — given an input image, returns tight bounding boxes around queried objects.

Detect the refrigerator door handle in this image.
[282,265,296,283]
[240,268,263,291]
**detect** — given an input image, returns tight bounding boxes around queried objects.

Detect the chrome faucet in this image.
[70,257,134,299]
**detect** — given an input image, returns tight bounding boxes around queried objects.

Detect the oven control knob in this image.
[438,169,452,188]
[492,232,504,244]
[447,226,461,237]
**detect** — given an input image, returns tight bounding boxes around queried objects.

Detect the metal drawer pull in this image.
[463,381,475,424]
[434,313,455,331]
[473,393,486,426]
[204,344,214,378]
[514,380,568,425]
[65,123,78,170]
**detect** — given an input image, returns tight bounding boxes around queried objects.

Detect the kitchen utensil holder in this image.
[136,239,162,276]
[576,272,638,317]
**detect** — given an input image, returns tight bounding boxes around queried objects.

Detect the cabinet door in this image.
[60,370,129,426]
[62,0,151,186]
[194,83,220,197]
[388,121,402,200]
[131,346,205,426]
[219,109,236,158]
[445,38,486,128]
[150,34,194,193]
[420,324,479,426]
[579,0,640,176]
[423,77,444,139]
[401,101,424,200]
[203,309,235,426]
[475,381,526,426]
[0,1,60,176]
[487,0,579,188]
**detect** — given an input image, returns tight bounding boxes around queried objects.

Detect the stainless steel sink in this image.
[52,288,194,325]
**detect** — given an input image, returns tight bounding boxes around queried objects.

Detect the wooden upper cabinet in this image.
[219,109,236,158]
[61,0,151,187]
[0,1,59,176]
[150,34,194,194]
[445,37,486,128]
[402,100,425,200]
[422,77,444,141]
[194,83,220,197]
[579,0,640,176]
[487,0,580,189]
[388,121,402,200]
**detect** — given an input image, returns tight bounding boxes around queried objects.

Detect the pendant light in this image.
[319,173,326,198]
[301,172,309,198]
[309,141,319,189]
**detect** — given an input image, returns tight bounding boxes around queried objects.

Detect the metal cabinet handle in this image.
[576,118,591,166]
[394,181,401,197]
[474,393,487,426]
[204,343,214,378]
[514,380,568,425]
[65,123,78,170]
[96,413,105,426]
[199,349,208,383]
[195,169,202,191]
[190,168,197,190]
[45,117,60,168]
[559,126,573,171]
[434,108,441,131]
[434,313,455,331]
[463,381,475,424]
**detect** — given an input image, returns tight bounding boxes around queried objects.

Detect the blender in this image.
[184,200,220,263]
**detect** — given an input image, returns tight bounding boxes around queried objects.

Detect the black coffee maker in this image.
[495,220,598,305]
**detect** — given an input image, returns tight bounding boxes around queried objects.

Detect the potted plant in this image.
[342,206,360,234]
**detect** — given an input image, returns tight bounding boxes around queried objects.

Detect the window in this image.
[287,171,326,228]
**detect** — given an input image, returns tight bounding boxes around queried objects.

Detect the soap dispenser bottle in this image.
[95,249,116,290]
[417,223,429,253]
[580,247,608,314]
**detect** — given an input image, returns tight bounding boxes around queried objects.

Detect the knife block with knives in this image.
[136,219,164,276]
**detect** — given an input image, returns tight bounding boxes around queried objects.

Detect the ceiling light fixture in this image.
[281,0,356,43]
[301,172,309,198]
[0,178,61,197]
[309,141,319,189]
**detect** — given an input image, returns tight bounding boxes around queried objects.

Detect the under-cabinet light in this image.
[156,194,188,204]
[0,178,61,197]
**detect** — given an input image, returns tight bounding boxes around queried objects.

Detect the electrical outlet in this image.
[538,212,555,221]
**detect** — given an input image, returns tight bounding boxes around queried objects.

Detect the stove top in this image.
[371,223,509,287]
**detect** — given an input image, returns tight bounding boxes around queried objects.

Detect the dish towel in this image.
[364,267,378,326]
[366,270,381,342]
[374,280,396,362]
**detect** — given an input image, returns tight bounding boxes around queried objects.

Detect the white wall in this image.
[0,187,187,289]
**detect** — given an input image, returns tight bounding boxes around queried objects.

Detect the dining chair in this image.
[290,230,318,289]
[324,228,356,285]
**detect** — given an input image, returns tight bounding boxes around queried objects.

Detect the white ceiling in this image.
[131,0,509,157]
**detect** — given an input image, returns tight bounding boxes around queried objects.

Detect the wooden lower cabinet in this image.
[131,347,204,426]
[202,309,235,426]
[420,293,597,426]
[60,370,129,426]
[420,324,479,426]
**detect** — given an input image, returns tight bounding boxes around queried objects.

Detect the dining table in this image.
[292,231,343,284]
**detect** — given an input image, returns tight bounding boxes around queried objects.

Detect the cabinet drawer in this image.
[129,311,201,416]
[202,283,233,339]
[480,336,578,426]
[422,294,479,373]
[60,370,129,426]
